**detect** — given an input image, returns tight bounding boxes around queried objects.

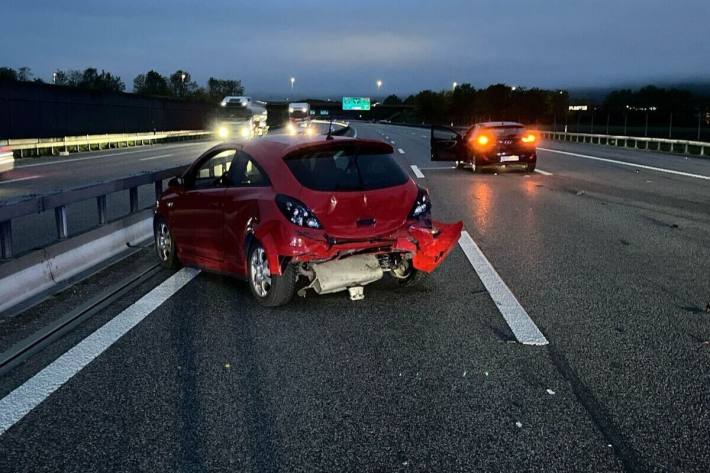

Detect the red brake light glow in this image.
[521,133,537,144]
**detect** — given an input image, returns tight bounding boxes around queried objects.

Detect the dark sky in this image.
[2,0,709,97]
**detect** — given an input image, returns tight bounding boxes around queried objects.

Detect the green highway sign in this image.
[342,97,371,111]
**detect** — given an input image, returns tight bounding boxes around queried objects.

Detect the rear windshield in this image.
[285,148,409,191]
[486,125,525,136]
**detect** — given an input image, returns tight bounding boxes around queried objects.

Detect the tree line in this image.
[0,66,243,103]
[382,83,709,126]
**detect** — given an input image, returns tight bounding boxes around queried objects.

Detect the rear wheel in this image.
[470,160,478,174]
[248,242,296,307]
[391,257,427,287]
[526,161,537,172]
[155,219,180,269]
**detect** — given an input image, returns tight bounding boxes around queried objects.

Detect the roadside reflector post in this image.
[97,195,107,225]
[55,206,68,240]
[0,220,12,259]
[129,187,139,213]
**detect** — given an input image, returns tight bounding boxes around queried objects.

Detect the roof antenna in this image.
[325,117,334,140]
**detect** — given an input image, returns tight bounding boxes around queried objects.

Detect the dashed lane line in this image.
[139,154,174,161]
[0,176,40,185]
[538,147,710,181]
[410,165,425,178]
[398,148,405,154]
[458,231,548,346]
[0,267,201,435]
[535,169,553,176]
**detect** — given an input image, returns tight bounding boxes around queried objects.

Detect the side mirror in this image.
[167,177,184,189]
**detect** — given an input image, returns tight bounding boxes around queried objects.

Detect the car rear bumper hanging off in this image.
[258,220,463,275]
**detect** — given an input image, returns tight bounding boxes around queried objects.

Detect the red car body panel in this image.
[155,136,463,279]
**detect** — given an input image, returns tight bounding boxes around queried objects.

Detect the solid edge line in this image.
[0,176,40,185]
[410,165,425,179]
[538,147,710,181]
[458,231,548,346]
[535,169,553,176]
[0,267,201,435]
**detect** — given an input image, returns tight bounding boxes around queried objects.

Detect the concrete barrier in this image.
[0,211,153,315]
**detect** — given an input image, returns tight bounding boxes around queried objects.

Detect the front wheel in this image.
[248,242,296,307]
[155,219,180,269]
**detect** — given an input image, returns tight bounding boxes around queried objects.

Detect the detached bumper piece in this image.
[394,220,464,273]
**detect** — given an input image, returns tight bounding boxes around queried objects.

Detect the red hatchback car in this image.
[154,135,462,306]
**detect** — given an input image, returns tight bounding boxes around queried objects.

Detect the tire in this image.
[247,242,296,307]
[155,218,180,269]
[470,160,478,174]
[526,161,536,172]
[391,257,428,287]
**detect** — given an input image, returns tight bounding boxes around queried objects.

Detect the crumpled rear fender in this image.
[394,220,463,273]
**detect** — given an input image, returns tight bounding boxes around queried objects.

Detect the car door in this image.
[431,125,465,161]
[170,148,236,266]
[221,151,272,276]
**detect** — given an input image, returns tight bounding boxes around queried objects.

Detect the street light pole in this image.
[180,73,186,97]
[376,80,382,97]
[290,77,295,92]
[452,81,457,91]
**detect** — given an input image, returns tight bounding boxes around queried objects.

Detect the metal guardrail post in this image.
[129,187,139,213]
[97,195,107,225]
[0,221,12,259]
[55,206,68,240]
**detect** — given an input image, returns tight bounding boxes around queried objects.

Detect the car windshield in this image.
[485,125,525,136]
[285,148,408,191]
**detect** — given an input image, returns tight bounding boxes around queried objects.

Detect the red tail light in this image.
[471,133,493,149]
[521,132,537,144]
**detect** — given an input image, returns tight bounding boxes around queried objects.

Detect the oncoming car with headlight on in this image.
[431,121,538,172]
[154,135,462,306]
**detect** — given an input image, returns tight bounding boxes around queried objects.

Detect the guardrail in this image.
[541,131,709,157]
[0,165,188,260]
[1,130,212,158]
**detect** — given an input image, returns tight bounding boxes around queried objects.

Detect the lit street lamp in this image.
[290,77,295,91]
[52,72,57,84]
[376,80,383,95]
[452,81,458,90]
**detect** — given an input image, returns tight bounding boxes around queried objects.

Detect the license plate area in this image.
[500,155,519,162]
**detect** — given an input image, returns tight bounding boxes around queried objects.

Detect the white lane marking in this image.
[139,154,174,161]
[458,231,548,346]
[397,148,405,154]
[534,169,553,176]
[539,147,710,181]
[419,166,456,170]
[421,135,428,139]
[0,175,40,185]
[0,267,200,435]
[410,165,425,178]
[15,142,207,169]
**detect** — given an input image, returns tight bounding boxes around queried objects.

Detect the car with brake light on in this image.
[154,135,462,306]
[431,121,538,172]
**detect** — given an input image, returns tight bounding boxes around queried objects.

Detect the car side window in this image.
[432,127,459,141]
[229,152,270,187]
[191,149,237,189]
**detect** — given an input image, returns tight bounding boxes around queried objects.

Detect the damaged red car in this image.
[154,135,462,306]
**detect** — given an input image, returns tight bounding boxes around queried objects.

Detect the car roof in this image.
[476,121,525,128]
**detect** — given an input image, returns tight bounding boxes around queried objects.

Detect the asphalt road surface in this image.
[1,122,709,472]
